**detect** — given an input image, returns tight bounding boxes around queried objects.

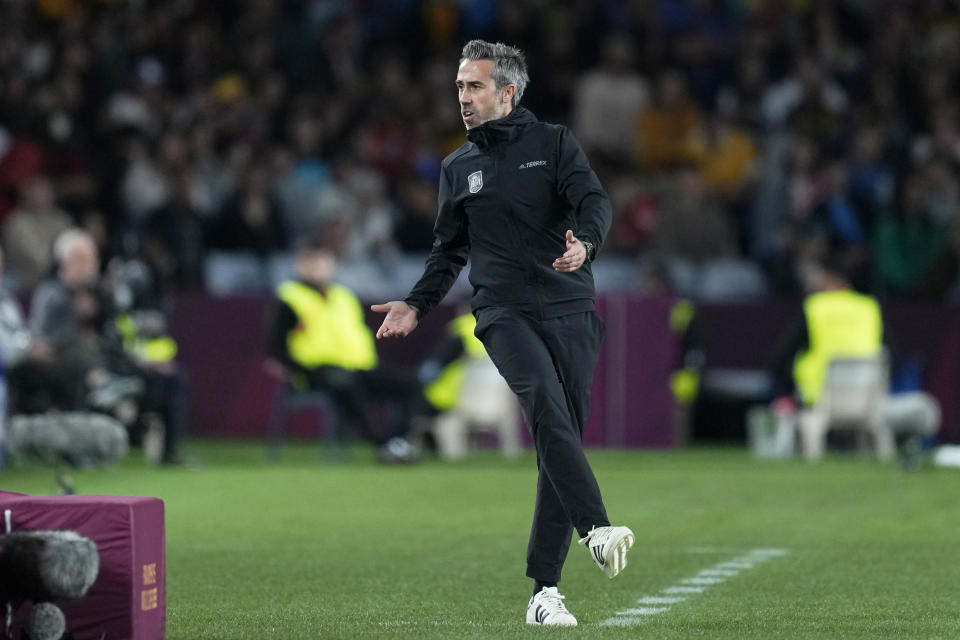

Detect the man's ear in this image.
[501,84,515,106]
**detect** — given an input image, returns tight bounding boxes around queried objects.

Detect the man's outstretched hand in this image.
[371,301,419,339]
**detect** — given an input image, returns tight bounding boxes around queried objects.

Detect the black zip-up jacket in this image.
[404,107,613,320]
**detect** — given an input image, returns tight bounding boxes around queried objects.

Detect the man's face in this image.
[456,59,512,130]
[61,240,100,288]
[296,250,336,287]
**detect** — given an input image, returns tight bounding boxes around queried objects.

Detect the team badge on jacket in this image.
[468,170,483,193]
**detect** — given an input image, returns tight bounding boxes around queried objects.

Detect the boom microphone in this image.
[6,412,129,468]
[0,530,99,602]
[24,601,66,640]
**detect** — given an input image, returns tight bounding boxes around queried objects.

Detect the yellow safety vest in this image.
[424,313,488,411]
[668,299,700,405]
[793,290,883,406]
[277,280,377,371]
[115,313,178,363]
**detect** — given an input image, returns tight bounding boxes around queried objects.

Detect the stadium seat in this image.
[204,251,269,295]
[797,354,894,461]
[266,379,343,461]
[432,358,522,460]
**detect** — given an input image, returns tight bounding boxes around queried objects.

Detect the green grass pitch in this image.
[2,440,959,639]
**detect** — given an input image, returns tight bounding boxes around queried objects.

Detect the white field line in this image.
[681,577,727,585]
[663,585,705,594]
[599,547,789,627]
[638,596,687,605]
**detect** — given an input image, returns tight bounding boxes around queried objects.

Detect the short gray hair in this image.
[53,228,95,263]
[460,40,529,108]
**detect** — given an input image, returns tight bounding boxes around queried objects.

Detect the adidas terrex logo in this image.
[518,160,547,169]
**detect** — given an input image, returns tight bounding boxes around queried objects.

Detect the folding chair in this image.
[432,358,521,460]
[797,353,894,461]
[266,375,342,461]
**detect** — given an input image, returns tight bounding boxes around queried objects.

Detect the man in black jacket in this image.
[372,40,633,626]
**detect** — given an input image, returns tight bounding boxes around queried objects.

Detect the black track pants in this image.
[474,307,610,583]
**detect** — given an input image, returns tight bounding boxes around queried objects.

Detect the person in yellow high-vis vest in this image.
[770,261,884,407]
[420,311,489,414]
[266,239,426,463]
[770,259,941,464]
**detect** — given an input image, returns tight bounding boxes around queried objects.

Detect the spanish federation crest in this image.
[468,170,483,194]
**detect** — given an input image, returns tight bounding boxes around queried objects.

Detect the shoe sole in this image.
[526,618,578,627]
[603,528,635,579]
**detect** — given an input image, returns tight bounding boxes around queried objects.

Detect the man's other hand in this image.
[553,229,587,273]
[371,301,419,339]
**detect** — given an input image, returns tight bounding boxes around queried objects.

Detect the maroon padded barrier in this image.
[0,494,165,640]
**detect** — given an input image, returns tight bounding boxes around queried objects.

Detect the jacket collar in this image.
[466,107,537,149]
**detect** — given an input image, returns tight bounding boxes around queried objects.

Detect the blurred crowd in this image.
[1,0,959,303]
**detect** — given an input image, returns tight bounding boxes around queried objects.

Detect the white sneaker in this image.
[375,437,419,464]
[578,525,635,578]
[526,587,578,626]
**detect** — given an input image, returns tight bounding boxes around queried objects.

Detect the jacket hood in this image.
[466,107,538,149]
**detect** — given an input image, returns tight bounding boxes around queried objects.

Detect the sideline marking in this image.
[599,547,789,627]
[699,569,739,577]
[681,577,726,585]
[638,596,686,605]
[616,607,670,615]
[663,586,705,594]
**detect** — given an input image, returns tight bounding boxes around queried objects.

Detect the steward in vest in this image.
[266,238,426,463]
[420,310,489,413]
[111,306,184,465]
[770,260,885,407]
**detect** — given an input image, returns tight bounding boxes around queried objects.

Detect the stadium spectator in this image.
[687,109,758,202]
[874,168,953,297]
[0,248,31,374]
[393,173,441,254]
[650,164,738,261]
[0,246,32,467]
[325,151,397,262]
[266,237,423,464]
[635,68,701,172]
[11,229,135,415]
[206,163,289,257]
[141,167,206,291]
[25,229,186,464]
[760,53,848,143]
[571,33,650,169]
[1,175,73,292]
[714,48,768,133]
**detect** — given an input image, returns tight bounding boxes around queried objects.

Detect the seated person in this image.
[769,259,886,410]
[419,306,486,416]
[418,306,519,459]
[12,229,127,415]
[769,257,939,462]
[266,237,424,463]
[106,256,186,465]
[0,246,32,466]
[17,229,185,464]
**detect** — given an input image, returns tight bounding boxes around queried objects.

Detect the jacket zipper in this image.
[494,155,544,318]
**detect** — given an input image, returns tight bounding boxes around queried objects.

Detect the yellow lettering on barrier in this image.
[143,563,157,586]
[141,588,158,611]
